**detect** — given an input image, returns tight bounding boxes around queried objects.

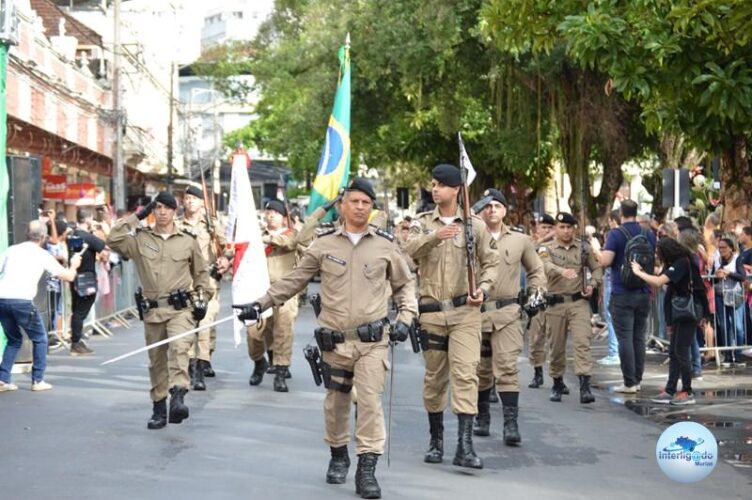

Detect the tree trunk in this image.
[720,134,752,228]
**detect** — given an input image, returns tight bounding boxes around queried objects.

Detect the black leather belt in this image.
[418,295,469,314]
[547,292,585,305]
[481,297,518,313]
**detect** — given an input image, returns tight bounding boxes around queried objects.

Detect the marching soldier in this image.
[107,191,212,429]
[538,212,602,404]
[246,199,302,392]
[234,178,417,499]
[177,186,230,390]
[405,164,498,470]
[473,189,546,445]
[527,213,556,389]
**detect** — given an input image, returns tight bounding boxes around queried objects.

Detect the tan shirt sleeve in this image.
[106,214,140,259]
[587,244,603,286]
[190,237,212,300]
[474,219,499,293]
[260,241,322,310]
[387,244,418,324]
[405,218,442,260]
[521,237,547,291]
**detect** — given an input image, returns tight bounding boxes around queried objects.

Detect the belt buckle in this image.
[440,299,454,311]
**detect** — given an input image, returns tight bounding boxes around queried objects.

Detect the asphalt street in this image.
[0,283,749,499]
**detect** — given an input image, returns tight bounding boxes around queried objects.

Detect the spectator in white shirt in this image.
[0,220,81,392]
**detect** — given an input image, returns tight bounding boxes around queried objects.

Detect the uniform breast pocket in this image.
[504,248,522,265]
[170,249,191,265]
[321,258,347,281]
[138,244,161,263]
[363,261,387,284]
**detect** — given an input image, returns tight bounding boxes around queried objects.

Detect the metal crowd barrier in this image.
[46,259,140,346]
[700,275,751,368]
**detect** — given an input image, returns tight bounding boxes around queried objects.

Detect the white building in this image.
[200,0,272,50]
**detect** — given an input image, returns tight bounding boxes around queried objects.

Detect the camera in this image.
[67,235,84,253]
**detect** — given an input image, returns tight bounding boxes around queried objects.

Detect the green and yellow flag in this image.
[307,35,351,218]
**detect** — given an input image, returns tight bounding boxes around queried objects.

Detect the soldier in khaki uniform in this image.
[235,178,416,500]
[405,164,498,470]
[107,191,212,429]
[473,189,546,445]
[246,199,304,392]
[527,213,556,389]
[538,212,602,404]
[177,186,230,390]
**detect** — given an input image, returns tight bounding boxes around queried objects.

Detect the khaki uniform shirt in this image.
[258,225,418,332]
[107,214,212,320]
[262,227,299,283]
[405,206,499,325]
[176,215,226,291]
[538,237,602,294]
[482,224,547,331]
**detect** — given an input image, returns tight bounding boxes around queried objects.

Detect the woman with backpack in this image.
[711,236,747,366]
[630,237,709,406]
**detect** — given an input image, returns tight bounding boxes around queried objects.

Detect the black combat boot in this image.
[579,375,595,404]
[550,377,565,402]
[528,366,544,388]
[453,414,483,469]
[168,386,189,424]
[473,388,491,437]
[266,350,275,374]
[424,412,444,463]
[282,366,292,379]
[355,453,381,499]
[191,359,206,391]
[326,445,350,484]
[273,366,288,392]
[147,398,167,430]
[249,357,269,386]
[503,406,521,446]
[561,381,570,395]
[203,360,216,377]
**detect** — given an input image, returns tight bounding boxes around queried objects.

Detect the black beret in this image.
[538,213,555,225]
[556,212,577,225]
[432,164,462,187]
[345,177,376,200]
[154,191,178,210]
[482,188,507,206]
[184,186,203,199]
[264,199,287,216]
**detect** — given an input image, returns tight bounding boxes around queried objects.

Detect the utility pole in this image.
[112,0,125,210]
[0,0,18,252]
[167,61,174,191]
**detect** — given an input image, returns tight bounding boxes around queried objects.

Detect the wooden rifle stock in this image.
[460,168,478,299]
[199,167,224,261]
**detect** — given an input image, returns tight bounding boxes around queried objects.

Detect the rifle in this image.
[280,174,295,229]
[459,166,478,299]
[199,165,224,281]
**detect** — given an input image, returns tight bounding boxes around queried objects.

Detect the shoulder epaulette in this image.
[320,221,335,229]
[374,227,394,242]
[416,211,432,219]
[180,228,197,239]
[316,227,336,238]
[511,226,526,234]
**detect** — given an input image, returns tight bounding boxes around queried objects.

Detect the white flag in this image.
[227,152,271,346]
[458,132,476,186]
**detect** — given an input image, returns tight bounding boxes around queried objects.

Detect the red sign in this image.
[43,175,67,200]
[65,183,97,203]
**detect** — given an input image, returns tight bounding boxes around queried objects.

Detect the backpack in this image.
[618,226,654,289]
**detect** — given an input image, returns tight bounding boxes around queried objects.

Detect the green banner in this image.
[0,42,9,356]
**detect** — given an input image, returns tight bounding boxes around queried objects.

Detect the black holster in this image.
[303,345,323,386]
[409,318,421,353]
[311,293,322,318]
[355,319,385,343]
[134,287,150,321]
[314,328,345,352]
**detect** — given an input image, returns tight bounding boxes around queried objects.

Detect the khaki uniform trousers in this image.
[527,313,547,367]
[546,300,593,378]
[246,297,298,364]
[144,308,195,401]
[189,294,220,362]
[477,308,524,393]
[322,337,389,455]
[421,315,481,415]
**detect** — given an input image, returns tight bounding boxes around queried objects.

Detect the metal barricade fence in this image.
[699,274,751,368]
[47,259,140,345]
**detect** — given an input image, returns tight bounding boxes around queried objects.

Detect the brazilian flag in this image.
[307,35,351,219]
